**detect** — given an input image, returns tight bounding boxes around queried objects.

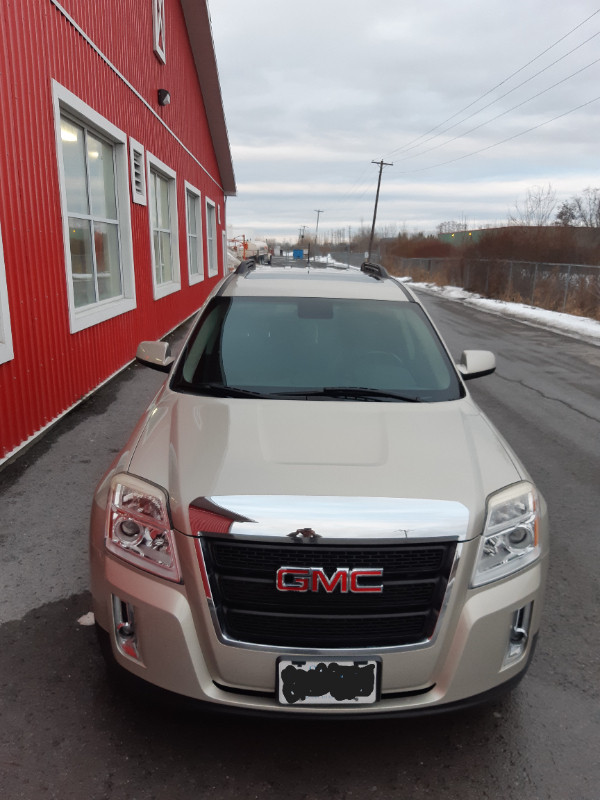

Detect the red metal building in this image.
[0,0,236,464]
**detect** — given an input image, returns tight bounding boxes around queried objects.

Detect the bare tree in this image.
[509,184,557,226]
[555,187,600,227]
[380,224,399,239]
[437,218,469,234]
[555,200,578,226]
[572,187,600,227]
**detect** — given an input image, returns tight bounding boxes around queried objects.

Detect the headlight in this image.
[105,474,181,582]
[472,481,540,587]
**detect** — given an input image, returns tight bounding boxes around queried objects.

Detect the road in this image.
[1,289,599,800]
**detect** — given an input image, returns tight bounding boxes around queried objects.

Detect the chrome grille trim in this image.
[199,539,464,654]
[188,494,471,542]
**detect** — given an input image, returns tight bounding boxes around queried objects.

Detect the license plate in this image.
[277,658,380,705]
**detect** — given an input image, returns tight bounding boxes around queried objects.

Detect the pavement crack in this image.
[494,372,600,424]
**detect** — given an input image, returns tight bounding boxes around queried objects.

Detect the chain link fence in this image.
[323,251,600,319]
[380,256,600,320]
[328,251,375,268]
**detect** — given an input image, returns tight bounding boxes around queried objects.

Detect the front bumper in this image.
[95,622,538,719]
[91,545,547,716]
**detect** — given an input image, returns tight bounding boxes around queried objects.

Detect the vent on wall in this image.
[129,138,147,206]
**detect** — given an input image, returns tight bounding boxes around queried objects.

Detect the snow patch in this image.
[413,281,600,344]
[322,255,600,345]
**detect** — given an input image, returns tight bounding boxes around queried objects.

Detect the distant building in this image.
[0,0,236,463]
[437,229,482,246]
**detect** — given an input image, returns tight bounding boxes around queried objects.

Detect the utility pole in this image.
[308,209,323,265]
[367,159,392,262]
[314,209,324,246]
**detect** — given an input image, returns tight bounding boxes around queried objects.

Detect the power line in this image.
[394,29,600,162]
[395,53,600,164]
[385,7,600,158]
[396,94,600,175]
[336,164,378,204]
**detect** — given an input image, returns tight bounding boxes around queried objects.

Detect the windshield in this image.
[171,296,463,402]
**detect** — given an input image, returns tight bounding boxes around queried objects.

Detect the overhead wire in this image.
[333,162,378,205]
[395,94,600,175]
[337,8,600,230]
[394,53,600,163]
[384,7,600,159]
[394,29,600,161]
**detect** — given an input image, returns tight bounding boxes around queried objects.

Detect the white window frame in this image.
[129,138,147,206]
[52,81,136,334]
[222,230,227,275]
[147,152,180,299]
[0,222,14,365]
[205,197,218,278]
[153,0,166,63]
[184,181,204,285]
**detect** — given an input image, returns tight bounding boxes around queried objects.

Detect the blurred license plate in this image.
[277,658,379,705]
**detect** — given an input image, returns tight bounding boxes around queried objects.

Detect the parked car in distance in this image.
[90,260,548,716]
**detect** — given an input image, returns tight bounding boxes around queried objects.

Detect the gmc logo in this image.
[276,567,383,594]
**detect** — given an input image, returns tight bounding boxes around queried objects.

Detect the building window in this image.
[61,117,123,309]
[0,222,14,365]
[147,152,180,299]
[185,182,203,285]
[205,198,218,277]
[129,138,147,206]
[222,230,228,274]
[53,82,136,333]
[153,0,166,63]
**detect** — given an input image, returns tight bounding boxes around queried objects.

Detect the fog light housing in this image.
[112,596,142,662]
[503,602,533,666]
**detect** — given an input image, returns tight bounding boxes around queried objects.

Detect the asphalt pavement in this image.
[1,277,599,800]
[0,320,193,625]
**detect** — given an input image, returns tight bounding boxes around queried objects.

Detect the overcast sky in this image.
[208,0,600,243]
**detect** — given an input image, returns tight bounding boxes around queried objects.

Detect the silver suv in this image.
[90,261,548,715]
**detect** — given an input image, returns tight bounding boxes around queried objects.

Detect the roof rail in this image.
[235,259,256,276]
[360,261,390,280]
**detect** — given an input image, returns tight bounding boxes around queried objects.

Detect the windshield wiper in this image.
[193,383,267,398]
[273,387,424,402]
[186,383,424,402]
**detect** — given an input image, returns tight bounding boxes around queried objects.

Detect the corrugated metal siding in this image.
[0,0,229,460]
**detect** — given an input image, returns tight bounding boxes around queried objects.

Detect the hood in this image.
[128,390,522,540]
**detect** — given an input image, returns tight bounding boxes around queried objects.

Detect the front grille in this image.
[202,539,456,648]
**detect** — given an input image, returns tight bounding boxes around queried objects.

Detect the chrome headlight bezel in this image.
[471,481,540,588]
[105,474,181,583]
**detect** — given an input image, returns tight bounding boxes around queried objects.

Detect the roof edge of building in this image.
[181,0,236,196]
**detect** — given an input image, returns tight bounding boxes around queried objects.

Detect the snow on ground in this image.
[410,281,600,346]
[322,254,600,346]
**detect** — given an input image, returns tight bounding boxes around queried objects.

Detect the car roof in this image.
[220,264,416,302]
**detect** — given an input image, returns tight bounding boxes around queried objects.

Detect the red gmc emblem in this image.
[276,566,383,594]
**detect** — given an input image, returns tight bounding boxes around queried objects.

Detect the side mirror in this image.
[136,341,175,373]
[457,350,496,381]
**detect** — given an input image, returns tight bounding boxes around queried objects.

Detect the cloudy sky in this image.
[208,0,600,243]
